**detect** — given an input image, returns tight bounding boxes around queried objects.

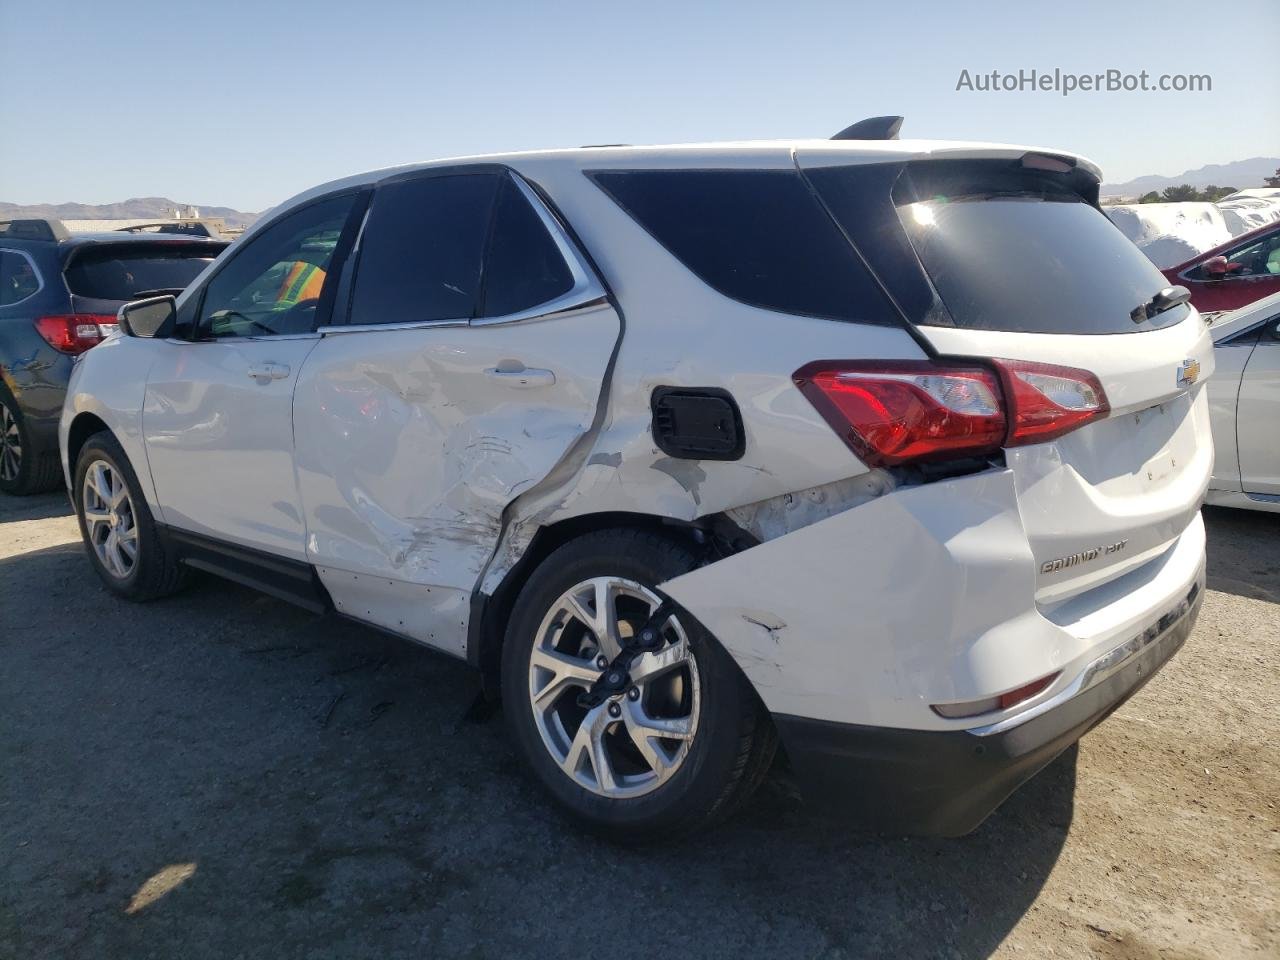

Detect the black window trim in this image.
[319,164,605,336]
[0,247,46,309]
[183,188,369,343]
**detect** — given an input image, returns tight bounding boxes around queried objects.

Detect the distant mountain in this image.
[1101,157,1280,197]
[0,197,259,229]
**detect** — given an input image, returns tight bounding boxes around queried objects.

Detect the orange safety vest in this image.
[275,261,325,305]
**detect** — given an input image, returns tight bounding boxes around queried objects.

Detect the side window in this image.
[591,169,899,323]
[0,251,41,307]
[1188,232,1280,281]
[198,194,357,338]
[478,177,574,317]
[348,173,499,326]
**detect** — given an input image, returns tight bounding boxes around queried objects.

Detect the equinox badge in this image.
[1177,359,1201,388]
[1041,540,1128,574]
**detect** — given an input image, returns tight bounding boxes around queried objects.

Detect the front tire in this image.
[73,432,185,601]
[501,528,775,840]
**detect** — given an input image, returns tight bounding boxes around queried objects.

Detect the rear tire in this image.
[73,431,186,601]
[0,386,61,495]
[501,528,775,840]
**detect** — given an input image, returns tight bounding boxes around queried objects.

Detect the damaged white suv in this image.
[62,129,1212,838]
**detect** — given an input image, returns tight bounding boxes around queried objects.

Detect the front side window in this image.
[0,251,41,307]
[198,194,357,338]
[348,173,500,326]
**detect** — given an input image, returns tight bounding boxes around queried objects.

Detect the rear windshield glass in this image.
[64,246,219,301]
[590,170,899,325]
[890,164,1186,334]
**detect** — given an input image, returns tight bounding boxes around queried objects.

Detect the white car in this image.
[61,132,1212,839]
[1206,290,1280,512]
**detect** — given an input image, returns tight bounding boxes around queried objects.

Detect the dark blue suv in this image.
[0,219,226,493]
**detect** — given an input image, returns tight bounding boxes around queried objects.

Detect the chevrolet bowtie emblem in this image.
[1176,359,1200,388]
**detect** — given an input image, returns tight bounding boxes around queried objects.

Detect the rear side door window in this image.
[0,250,42,307]
[348,173,500,326]
[477,177,574,318]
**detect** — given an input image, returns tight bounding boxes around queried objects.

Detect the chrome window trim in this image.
[317,169,607,335]
[467,172,605,327]
[1215,310,1280,346]
[165,331,325,344]
[0,247,46,308]
[320,317,469,336]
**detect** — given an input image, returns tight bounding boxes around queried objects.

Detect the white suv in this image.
[61,134,1212,839]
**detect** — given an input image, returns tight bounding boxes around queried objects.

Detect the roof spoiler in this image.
[831,116,903,141]
[115,221,225,239]
[0,218,70,242]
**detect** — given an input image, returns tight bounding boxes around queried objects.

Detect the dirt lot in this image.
[1,492,1276,960]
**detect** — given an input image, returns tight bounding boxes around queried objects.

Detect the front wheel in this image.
[501,529,775,840]
[73,432,185,601]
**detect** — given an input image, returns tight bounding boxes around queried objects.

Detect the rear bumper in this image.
[774,574,1203,835]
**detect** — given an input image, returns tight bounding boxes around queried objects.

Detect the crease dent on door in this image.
[296,302,622,654]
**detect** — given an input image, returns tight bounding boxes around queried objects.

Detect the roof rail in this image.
[831,116,904,141]
[0,218,71,242]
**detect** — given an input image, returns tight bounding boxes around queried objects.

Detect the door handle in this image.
[246,362,291,383]
[484,365,556,388]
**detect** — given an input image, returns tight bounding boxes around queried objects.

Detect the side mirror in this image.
[118,295,177,339]
[1203,256,1242,279]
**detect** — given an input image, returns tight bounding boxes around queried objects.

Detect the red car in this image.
[1162,220,1280,315]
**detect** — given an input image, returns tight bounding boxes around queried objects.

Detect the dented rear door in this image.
[293,169,618,656]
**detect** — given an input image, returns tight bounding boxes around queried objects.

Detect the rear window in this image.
[64,246,219,301]
[589,170,899,324]
[887,162,1186,334]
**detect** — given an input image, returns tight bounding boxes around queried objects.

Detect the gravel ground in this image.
[1,493,1276,960]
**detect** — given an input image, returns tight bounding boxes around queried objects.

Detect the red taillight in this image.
[991,359,1109,446]
[793,360,1007,467]
[33,314,117,355]
[794,358,1109,466]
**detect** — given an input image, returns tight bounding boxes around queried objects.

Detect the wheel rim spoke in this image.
[530,646,599,709]
[629,635,689,685]
[562,704,617,792]
[0,404,18,481]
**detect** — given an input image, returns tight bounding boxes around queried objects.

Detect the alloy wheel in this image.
[528,576,701,799]
[0,401,20,483]
[82,459,138,579]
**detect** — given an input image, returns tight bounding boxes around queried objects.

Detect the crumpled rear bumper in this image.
[773,574,1202,835]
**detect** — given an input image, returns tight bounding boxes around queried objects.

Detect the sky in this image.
[2,0,1277,212]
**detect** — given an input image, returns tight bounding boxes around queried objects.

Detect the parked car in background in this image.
[0,219,226,493]
[62,133,1210,839]
[1206,290,1280,512]
[1162,219,1280,317]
